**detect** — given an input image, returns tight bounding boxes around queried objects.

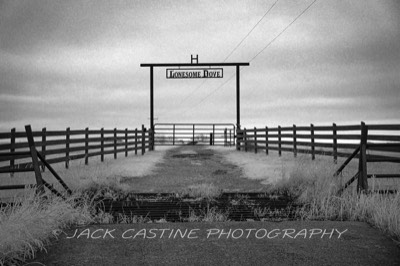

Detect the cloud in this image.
[0,0,399,132]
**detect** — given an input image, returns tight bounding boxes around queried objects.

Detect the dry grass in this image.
[0,190,94,265]
[178,183,222,200]
[187,207,230,222]
[268,155,400,242]
[1,146,399,265]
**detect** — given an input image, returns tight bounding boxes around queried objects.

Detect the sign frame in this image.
[166,68,223,79]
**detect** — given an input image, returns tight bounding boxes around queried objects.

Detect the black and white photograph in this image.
[0,0,399,265]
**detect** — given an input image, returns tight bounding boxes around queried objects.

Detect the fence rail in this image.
[0,125,154,174]
[237,122,400,192]
[237,123,400,162]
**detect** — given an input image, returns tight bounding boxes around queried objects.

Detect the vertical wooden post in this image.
[193,124,195,145]
[135,128,138,155]
[148,128,152,151]
[10,128,15,175]
[212,124,215,146]
[358,122,368,192]
[41,127,46,171]
[311,124,315,160]
[236,128,241,151]
[224,128,227,146]
[85,127,89,165]
[150,128,154,151]
[66,127,70,168]
[254,127,258,154]
[210,133,213,145]
[25,125,45,195]
[229,129,232,147]
[172,124,175,146]
[141,125,146,155]
[236,65,241,129]
[244,128,247,152]
[114,128,117,160]
[150,66,154,134]
[278,126,282,157]
[333,123,338,164]
[100,128,104,162]
[125,128,128,157]
[293,124,297,157]
[265,126,269,156]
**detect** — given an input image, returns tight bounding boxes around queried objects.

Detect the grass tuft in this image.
[0,189,94,265]
[187,207,230,222]
[178,183,222,200]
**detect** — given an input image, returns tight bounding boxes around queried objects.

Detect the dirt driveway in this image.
[121,145,268,192]
[28,145,400,265]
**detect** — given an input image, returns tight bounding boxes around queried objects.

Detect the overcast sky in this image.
[0,0,399,132]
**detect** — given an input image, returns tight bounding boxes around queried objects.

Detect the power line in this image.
[180,73,237,117]
[223,0,280,62]
[243,0,318,99]
[173,0,280,114]
[249,0,318,63]
[179,1,282,117]
[185,0,319,115]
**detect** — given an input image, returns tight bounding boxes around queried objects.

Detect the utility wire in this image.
[180,73,236,116]
[183,0,318,116]
[249,0,318,62]
[223,0,280,62]
[243,0,318,99]
[173,0,280,114]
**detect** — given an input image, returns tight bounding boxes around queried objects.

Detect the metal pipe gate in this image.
[154,123,235,146]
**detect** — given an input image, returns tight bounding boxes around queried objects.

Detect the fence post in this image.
[150,128,154,151]
[244,128,247,152]
[41,127,46,171]
[265,126,269,156]
[213,124,215,145]
[66,127,70,168]
[193,124,195,145]
[135,128,138,155]
[10,128,15,176]
[125,128,128,157]
[310,124,315,160]
[141,125,146,155]
[229,129,232,147]
[100,128,104,162]
[210,133,213,145]
[236,128,240,151]
[114,128,117,160]
[85,127,89,165]
[254,127,258,154]
[25,125,45,195]
[173,124,175,146]
[333,123,338,164]
[293,124,297,157]
[224,128,227,146]
[358,122,368,192]
[278,126,282,157]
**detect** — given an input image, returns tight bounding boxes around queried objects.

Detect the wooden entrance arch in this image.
[140,56,249,133]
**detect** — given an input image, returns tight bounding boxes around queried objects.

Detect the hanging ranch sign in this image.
[166,68,223,79]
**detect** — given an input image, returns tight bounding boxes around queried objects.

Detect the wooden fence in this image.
[237,122,400,192]
[0,125,154,177]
